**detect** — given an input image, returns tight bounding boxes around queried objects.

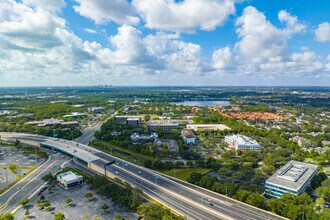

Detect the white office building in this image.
[181,129,196,144]
[57,171,83,189]
[225,134,261,151]
[265,160,318,198]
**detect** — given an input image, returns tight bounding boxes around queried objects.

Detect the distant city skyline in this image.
[0,0,329,86]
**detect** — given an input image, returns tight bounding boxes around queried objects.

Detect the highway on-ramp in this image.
[0,152,70,213]
[0,132,286,220]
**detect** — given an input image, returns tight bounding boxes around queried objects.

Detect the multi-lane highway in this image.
[0,152,70,213]
[0,132,286,220]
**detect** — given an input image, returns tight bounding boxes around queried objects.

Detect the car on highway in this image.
[17,187,21,190]
[137,171,142,174]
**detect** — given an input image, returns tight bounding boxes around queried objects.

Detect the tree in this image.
[54,212,65,220]
[8,163,18,171]
[187,172,203,184]
[101,204,109,210]
[234,190,251,202]
[85,192,93,199]
[65,197,72,206]
[20,198,29,207]
[316,186,330,200]
[114,214,122,220]
[14,139,20,147]
[0,212,14,220]
[25,209,30,216]
[245,193,265,208]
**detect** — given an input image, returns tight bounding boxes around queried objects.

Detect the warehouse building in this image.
[265,160,318,198]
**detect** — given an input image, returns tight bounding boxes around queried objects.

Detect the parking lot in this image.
[14,183,139,220]
[0,146,42,166]
[0,146,43,188]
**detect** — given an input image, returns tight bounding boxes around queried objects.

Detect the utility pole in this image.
[35,145,37,166]
[5,155,8,186]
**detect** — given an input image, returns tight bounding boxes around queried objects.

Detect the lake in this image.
[171,100,230,107]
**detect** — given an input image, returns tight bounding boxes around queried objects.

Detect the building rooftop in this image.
[116,115,140,118]
[187,124,231,131]
[266,160,318,192]
[148,120,179,126]
[181,129,195,138]
[226,134,259,146]
[57,171,82,182]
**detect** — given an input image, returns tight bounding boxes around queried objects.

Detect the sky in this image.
[0,0,329,87]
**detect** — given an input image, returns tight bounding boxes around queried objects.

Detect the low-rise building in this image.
[225,134,261,151]
[115,115,141,126]
[130,133,158,141]
[187,124,231,131]
[147,120,179,131]
[126,117,140,127]
[63,112,86,118]
[88,107,105,113]
[26,118,80,128]
[265,160,318,198]
[181,129,196,144]
[57,171,83,189]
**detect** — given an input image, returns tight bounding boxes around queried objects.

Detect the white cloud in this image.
[0,1,329,86]
[235,7,306,64]
[315,22,330,42]
[84,28,97,34]
[212,46,232,69]
[133,0,236,33]
[22,0,66,12]
[73,0,139,25]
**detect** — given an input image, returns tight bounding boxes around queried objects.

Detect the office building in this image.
[26,118,79,128]
[115,115,141,126]
[265,160,318,198]
[88,107,105,113]
[57,171,83,189]
[147,120,179,131]
[181,129,196,144]
[225,134,261,151]
[63,112,86,118]
[187,124,231,131]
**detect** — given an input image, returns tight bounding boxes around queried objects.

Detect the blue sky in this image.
[0,0,329,86]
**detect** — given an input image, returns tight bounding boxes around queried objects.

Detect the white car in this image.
[138,171,142,174]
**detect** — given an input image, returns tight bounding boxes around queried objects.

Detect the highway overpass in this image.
[0,132,286,220]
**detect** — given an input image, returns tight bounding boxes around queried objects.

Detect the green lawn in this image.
[158,168,212,181]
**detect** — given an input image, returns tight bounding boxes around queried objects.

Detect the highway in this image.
[75,111,118,145]
[0,132,286,220]
[0,152,70,213]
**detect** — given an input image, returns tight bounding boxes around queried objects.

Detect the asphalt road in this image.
[92,153,285,220]
[0,153,70,213]
[0,132,286,220]
[75,111,118,145]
